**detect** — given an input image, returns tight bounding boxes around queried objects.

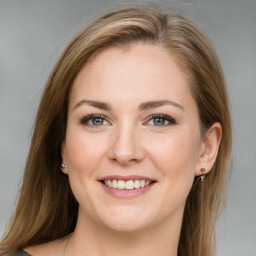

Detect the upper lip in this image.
[99,175,156,181]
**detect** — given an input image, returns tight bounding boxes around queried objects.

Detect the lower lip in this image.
[100,182,156,198]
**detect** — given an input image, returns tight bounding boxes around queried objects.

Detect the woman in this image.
[0,4,232,256]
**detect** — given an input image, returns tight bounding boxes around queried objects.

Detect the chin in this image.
[96,206,155,233]
[102,218,150,233]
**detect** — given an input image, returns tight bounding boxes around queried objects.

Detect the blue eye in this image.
[146,114,177,126]
[80,114,176,127]
[80,114,109,126]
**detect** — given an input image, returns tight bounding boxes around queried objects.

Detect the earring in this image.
[200,168,206,182]
[61,163,67,168]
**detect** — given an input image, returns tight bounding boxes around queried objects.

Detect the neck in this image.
[66,209,182,256]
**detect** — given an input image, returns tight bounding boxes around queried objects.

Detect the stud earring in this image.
[200,168,206,182]
[61,163,67,168]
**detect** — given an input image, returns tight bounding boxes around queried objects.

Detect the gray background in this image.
[0,0,255,255]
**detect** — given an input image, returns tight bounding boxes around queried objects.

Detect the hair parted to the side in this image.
[0,4,232,256]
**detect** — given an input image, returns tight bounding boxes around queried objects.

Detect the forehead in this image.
[69,43,196,112]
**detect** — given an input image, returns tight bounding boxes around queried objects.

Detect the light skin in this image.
[25,43,222,256]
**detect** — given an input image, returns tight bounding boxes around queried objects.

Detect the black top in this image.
[6,251,31,256]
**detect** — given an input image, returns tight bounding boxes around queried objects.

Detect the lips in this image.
[99,175,156,198]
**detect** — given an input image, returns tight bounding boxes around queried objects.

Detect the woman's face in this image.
[62,43,205,232]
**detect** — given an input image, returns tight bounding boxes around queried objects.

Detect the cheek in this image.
[64,128,109,207]
[149,132,199,174]
[65,127,108,177]
[155,134,199,210]
[147,130,200,204]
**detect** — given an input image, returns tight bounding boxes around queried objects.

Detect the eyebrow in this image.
[74,100,112,110]
[138,100,184,111]
[73,99,184,111]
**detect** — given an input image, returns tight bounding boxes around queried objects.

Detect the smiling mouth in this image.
[101,179,155,190]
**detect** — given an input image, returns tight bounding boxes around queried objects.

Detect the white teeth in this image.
[107,180,113,188]
[103,179,152,189]
[112,179,118,188]
[140,180,145,188]
[117,180,126,189]
[134,180,141,188]
[125,180,134,189]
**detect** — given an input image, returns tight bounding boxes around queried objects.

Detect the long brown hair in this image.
[0,4,232,256]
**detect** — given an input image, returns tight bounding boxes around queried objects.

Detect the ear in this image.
[195,122,222,176]
[61,141,68,174]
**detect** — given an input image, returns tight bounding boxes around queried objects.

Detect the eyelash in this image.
[79,114,177,127]
[80,114,109,127]
[145,114,177,126]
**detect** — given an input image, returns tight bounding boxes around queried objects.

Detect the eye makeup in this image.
[144,114,177,126]
[80,114,111,127]
[79,113,177,129]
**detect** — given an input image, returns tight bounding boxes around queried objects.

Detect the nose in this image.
[107,124,145,166]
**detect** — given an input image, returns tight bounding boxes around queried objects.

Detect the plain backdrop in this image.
[0,0,256,255]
